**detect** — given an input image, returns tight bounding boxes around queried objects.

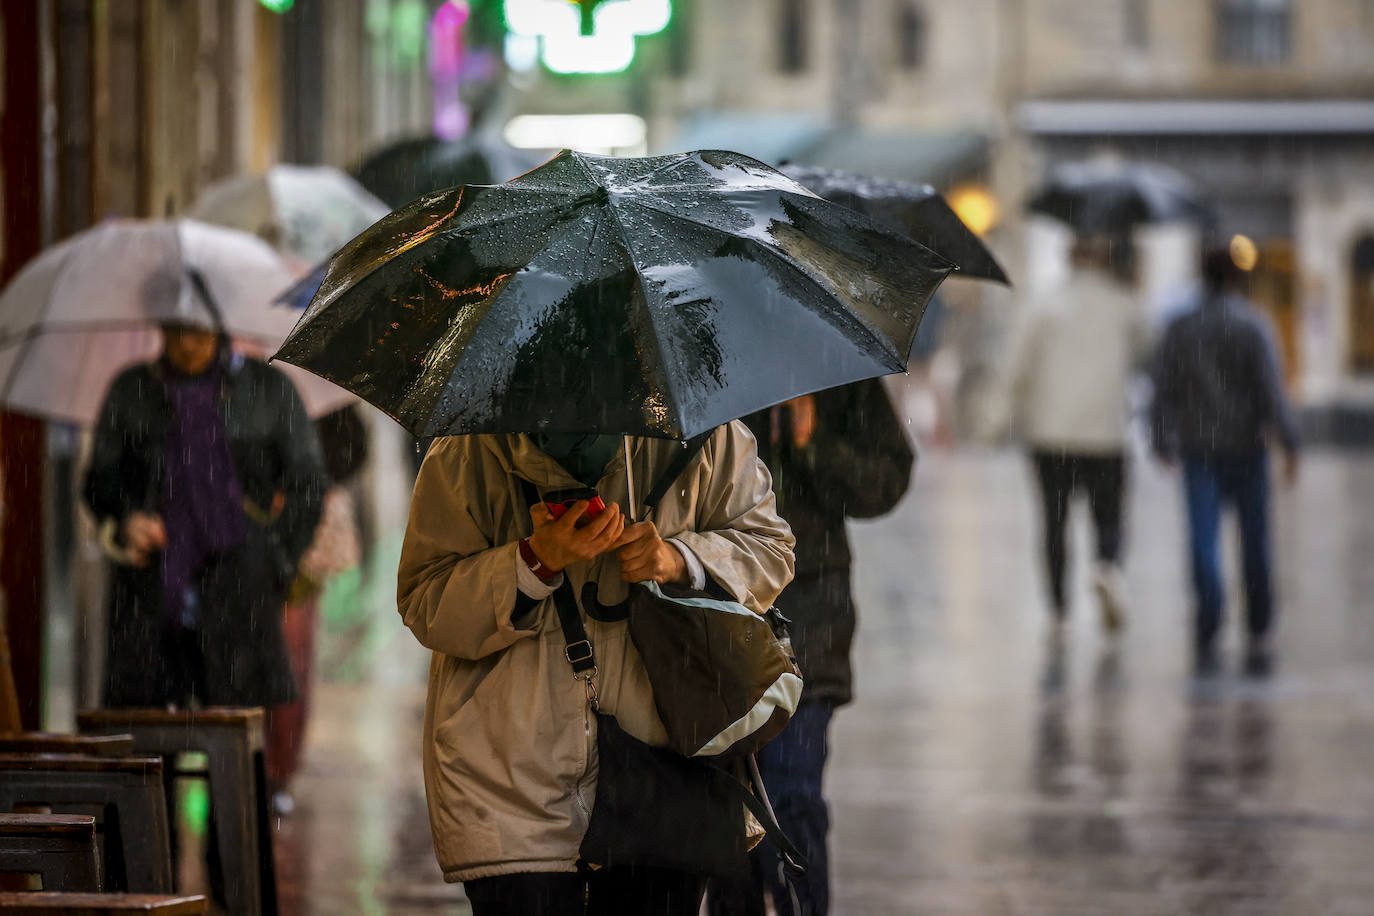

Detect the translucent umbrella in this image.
[187,165,389,266]
[0,218,352,424]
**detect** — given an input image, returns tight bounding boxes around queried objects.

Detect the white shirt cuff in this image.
[515,548,563,599]
[668,538,706,591]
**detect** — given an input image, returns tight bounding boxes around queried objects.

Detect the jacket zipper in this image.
[572,700,594,821]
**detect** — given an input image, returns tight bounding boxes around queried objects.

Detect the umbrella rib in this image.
[581,167,691,437]
[628,197,910,368]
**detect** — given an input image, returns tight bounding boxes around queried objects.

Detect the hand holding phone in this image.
[526,490,625,574]
[543,487,606,525]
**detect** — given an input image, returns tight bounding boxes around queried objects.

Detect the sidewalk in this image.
[274,447,1374,915]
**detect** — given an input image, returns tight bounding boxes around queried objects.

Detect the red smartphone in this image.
[543,487,606,524]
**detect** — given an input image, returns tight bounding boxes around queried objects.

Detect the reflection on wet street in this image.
[275,448,1374,915]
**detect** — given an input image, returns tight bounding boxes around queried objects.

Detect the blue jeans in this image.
[1183,452,1274,648]
[706,700,834,916]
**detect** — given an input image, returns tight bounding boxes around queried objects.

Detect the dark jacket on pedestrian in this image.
[84,353,328,707]
[743,379,914,705]
[1150,292,1300,460]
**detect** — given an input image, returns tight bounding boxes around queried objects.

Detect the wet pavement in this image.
[272,447,1374,915]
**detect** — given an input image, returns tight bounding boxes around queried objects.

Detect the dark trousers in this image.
[706,700,835,916]
[464,866,706,916]
[1183,451,1274,649]
[1031,450,1127,614]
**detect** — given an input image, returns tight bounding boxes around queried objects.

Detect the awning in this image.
[656,112,831,166]
[1018,99,1374,136]
[794,128,989,186]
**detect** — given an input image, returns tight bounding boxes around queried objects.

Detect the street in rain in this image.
[1,2,1373,915]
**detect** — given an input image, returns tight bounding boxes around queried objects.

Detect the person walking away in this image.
[1150,246,1299,674]
[984,235,1150,633]
[397,425,794,916]
[707,379,914,916]
[84,323,327,710]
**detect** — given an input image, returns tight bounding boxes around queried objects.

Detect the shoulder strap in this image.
[642,430,714,512]
[715,757,808,878]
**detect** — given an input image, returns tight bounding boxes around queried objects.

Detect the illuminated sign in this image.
[504,0,671,73]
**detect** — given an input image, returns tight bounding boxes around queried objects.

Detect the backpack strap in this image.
[642,430,714,513]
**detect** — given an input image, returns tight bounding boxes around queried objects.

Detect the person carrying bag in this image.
[397,422,797,916]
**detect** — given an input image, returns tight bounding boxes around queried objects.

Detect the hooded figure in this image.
[84,323,328,707]
[397,422,794,914]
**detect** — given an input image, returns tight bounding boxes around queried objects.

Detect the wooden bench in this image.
[0,892,207,914]
[0,814,100,893]
[0,736,134,759]
[78,709,275,916]
[0,756,172,895]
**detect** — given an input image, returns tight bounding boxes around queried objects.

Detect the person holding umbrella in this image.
[272,150,952,915]
[983,235,1150,633]
[84,303,327,711]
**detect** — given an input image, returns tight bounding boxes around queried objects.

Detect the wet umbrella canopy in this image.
[1028,159,1215,235]
[780,164,1010,285]
[274,149,953,441]
[355,134,547,210]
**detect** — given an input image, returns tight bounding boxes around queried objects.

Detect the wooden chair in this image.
[0,815,100,893]
[0,892,208,914]
[78,709,275,916]
[0,736,134,759]
[0,755,172,895]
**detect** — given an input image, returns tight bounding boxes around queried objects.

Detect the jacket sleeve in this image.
[396,437,542,659]
[792,380,913,520]
[1149,321,1182,461]
[83,370,143,524]
[1252,318,1301,454]
[670,421,796,615]
[979,303,1041,441]
[266,368,329,582]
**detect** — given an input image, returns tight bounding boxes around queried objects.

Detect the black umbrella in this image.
[273,149,952,444]
[780,164,1010,285]
[355,134,547,209]
[1028,160,1214,235]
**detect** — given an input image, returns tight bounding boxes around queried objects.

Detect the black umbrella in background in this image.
[355,134,547,209]
[780,163,1010,285]
[274,149,953,446]
[1028,159,1215,235]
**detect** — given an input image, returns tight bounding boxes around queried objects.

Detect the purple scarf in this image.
[159,359,247,627]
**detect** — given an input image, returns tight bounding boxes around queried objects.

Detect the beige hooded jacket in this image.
[397,421,796,883]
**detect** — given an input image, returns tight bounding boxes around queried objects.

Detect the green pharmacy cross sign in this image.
[505,0,672,73]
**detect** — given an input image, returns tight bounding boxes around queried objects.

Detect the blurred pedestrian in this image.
[83,322,327,709]
[984,235,1150,632]
[1150,245,1300,673]
[397,425,794,916]
[265,405,368,814]
[708,379,914,916]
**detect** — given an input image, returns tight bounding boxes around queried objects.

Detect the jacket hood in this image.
[481,433,637,496]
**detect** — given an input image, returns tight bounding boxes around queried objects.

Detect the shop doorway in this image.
[1350,234,1374,374]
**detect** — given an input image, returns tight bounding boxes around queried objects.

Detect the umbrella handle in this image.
[623,435,637,523]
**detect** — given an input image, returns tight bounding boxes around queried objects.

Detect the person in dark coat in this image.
[84,323,328,708]
[710,378,915,916]
[1150,246,1300,674]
